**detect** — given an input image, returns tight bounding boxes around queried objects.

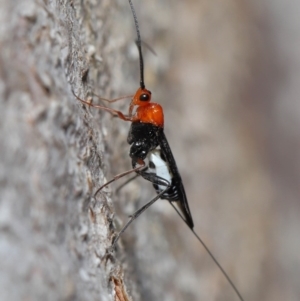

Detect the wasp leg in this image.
[116,173,140,194]
[72,89,132,121]
[91,92,134,103]
[94,161,146,198]
[111,174,170,249]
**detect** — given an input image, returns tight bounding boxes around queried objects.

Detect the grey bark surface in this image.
[0,1,299,301]
[0,1,135,300]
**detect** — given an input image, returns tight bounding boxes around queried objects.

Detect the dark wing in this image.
[157,130,194,229]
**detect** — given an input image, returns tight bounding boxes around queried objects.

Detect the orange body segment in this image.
[131,87,152,107]
[129,87,164,127]
[135,103,164,127]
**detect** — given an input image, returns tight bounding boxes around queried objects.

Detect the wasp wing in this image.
[155,130,194,229]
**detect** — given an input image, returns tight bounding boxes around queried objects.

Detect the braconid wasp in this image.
[72,1,244,300]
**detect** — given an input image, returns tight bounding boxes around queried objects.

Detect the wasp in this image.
[72,1,244,300]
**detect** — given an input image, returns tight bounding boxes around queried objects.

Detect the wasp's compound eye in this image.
[139,93,150,101]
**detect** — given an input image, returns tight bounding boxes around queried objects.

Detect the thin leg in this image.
[94,161,146,198]
[116,173,140,194]
[72,90,132,122]
[112,174,170,248]
[92,93,134,103]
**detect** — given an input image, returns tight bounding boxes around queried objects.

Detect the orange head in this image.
[129,87,151,116]
[131,87,151,104]
[129,87,164,128]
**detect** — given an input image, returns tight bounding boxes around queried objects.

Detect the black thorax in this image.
[127,122,162,161]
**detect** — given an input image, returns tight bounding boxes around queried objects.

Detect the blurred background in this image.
[0,0,299,301]
[111,0,300,300]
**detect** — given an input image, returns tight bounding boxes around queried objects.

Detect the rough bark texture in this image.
[0,1,299,301]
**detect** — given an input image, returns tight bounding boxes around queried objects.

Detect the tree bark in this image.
[1,1,299,301]
[0,0,135,300]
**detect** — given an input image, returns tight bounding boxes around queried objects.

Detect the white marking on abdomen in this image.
[148,149,172,191]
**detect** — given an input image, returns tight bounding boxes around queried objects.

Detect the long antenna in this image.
[128,0,145,89]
